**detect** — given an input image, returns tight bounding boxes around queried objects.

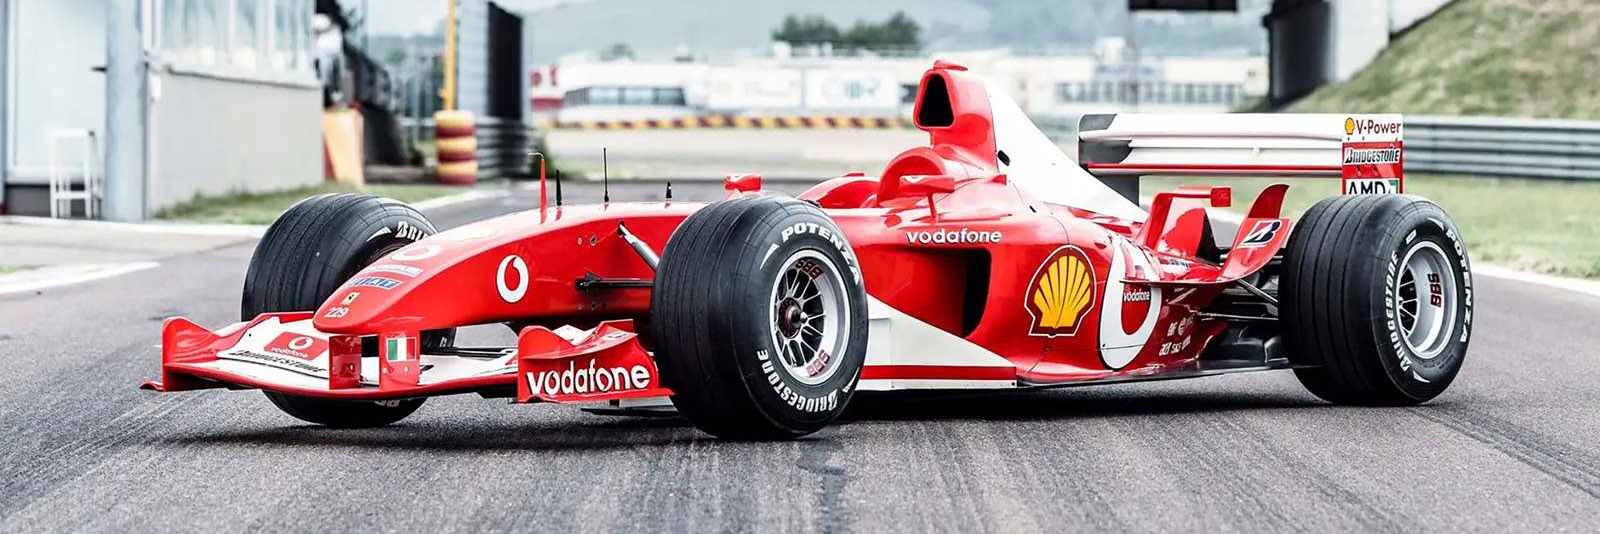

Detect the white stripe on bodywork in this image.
[863,296,1015,368]
[858,378,1016,391]
[858,296,1017,391]
[1098,238,1162,370]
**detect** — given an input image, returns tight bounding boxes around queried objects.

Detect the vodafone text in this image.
[525,359,651,397]
[905,227,1003,245]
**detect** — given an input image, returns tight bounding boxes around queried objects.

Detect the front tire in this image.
[650,195,869,439]
[1282,194,1473,405]
[243,193,441,427]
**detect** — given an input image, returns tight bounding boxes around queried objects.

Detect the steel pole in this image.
[103,0,148,220]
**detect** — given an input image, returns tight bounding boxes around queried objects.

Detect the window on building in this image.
[270,0,308,71]
[655,88,687,106]
[1055,83,1085,104]
[589,87,621,106]
[564,87,688,107]
[232,0,260,68]
[159,0,313,81]
[562,89,588,107]
[621,87,655,106]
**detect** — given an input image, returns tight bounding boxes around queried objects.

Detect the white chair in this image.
[48,129,100,219]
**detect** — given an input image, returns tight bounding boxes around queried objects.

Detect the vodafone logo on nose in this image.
[264,333,328,360]
[497,255,530,303]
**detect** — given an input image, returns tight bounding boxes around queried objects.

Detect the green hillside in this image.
[1294,0,1600,118]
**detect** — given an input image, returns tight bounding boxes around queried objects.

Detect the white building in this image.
[531,41,1267,123]
[2,0,323,219]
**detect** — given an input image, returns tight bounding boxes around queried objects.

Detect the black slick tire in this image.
[242,193,445,428]
[1282,194,1473,405]
[650,195,869,439]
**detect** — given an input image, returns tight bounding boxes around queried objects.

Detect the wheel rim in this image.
[1394,241,1458,360]
[768,249,851,386]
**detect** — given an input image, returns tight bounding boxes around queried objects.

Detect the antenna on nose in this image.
[533,151,547,216]
[602,147,610,204]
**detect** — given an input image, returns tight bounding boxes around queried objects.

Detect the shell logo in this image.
[1344,117,1357,136]
[1026,246,1098,337]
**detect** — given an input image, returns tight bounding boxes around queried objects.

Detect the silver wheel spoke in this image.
[768,250,851,385]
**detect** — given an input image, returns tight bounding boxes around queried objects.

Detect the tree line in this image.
[771,11,921,51]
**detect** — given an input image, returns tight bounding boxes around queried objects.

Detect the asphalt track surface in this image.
[4,179,1600,533]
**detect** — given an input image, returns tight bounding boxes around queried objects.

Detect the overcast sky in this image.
[365,0,592,36]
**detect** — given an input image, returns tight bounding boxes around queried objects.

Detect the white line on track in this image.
[0,262,161,295]
[1473,264,1600,300]
[0,215,267,238]
[411,189,506,210]
[0,188,508,239]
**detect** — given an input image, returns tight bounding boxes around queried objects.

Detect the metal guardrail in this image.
[1405,116,1600,180]
[1037,114,1600,181]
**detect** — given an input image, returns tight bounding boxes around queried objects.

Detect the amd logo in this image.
[1344,179,1399,195]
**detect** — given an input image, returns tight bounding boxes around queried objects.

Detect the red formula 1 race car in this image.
[143,61,1473,439]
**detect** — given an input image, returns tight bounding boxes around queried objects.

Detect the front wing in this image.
[141,313,672,403]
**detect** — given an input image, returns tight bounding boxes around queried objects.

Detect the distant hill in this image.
[1294,0,1600,118]
[371,0,1271,63]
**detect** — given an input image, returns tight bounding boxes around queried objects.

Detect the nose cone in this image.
[312,221,513,334]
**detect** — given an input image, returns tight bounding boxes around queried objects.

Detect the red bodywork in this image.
[143,61,1295,403]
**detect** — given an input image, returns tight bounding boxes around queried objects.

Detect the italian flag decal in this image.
[386,336,410,362]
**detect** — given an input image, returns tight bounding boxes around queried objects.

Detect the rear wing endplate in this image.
[1077,113,1404,201]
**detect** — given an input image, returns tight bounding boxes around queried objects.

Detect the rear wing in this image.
[1076,113,1404,202]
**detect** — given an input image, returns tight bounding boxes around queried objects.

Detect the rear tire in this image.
[1282,194,1473,405]
[243,193,443,427]
[651,195,869,439]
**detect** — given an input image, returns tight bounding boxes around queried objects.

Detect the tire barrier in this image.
[536,115,912,131]
[434,110,478,184]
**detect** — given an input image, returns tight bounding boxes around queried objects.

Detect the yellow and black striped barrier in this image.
[536,115,913,131]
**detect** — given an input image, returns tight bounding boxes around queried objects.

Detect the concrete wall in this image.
[1265,0,1456,103]
[455,0,490,118]
[1389,0,1454,34]
[148,72,322,211]
[1266,0,1330,102]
